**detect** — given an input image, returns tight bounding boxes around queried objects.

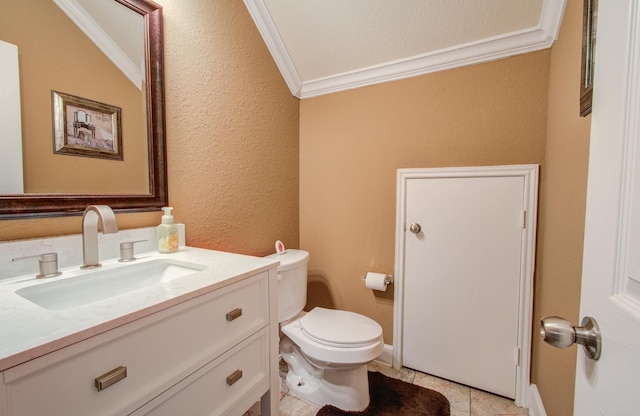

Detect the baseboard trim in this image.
[528,384,547,416]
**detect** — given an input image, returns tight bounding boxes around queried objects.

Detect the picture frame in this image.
[52,91,123,160]
[580,0,598,117]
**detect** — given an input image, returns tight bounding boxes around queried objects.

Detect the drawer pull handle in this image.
[95,366,127,391]
[226,308,243,321]
[226,369,243,386]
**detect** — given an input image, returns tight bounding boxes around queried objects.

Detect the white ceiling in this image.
[244,0,567,99]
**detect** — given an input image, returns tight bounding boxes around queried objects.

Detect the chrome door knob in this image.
[540,316,602,360]
[409,223,421,234]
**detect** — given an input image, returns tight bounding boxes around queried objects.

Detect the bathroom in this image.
[0,0,598,415]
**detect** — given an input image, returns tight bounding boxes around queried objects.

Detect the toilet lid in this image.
[300,307,382,348]
[264,249,309,272]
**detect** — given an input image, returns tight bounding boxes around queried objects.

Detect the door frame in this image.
[393,164,539,407]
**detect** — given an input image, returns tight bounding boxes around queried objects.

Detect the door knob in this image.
[409,223,421,234]
[540,316,602,360]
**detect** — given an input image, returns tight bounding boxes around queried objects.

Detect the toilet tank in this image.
[265,249,309,323]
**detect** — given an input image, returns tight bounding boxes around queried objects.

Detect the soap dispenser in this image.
[157,207,179,253]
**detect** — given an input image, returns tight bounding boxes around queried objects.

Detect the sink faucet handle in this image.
[12,252,62,279]
[118,240,147,262]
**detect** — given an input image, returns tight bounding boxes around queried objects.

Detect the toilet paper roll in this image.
[365,272,388,291]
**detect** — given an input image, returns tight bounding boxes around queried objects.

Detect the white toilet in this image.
[265,249,384,411]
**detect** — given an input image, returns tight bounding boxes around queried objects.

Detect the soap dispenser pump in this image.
[157,207,179,253]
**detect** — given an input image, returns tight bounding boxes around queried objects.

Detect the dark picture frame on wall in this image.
[580,0,598,117]
[52,90,123,160]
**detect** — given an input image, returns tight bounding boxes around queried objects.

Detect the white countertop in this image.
[0,246,278,371]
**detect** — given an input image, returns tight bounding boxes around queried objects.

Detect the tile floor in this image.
[278,361,529,416]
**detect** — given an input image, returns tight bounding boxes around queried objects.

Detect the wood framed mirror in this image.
[580,0,598,117]
[0,0,166,219]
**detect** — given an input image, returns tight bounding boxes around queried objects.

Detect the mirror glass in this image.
[0,0,167,218]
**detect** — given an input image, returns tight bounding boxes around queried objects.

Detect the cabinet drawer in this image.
[3,273,268,416]
[131,328,269,416]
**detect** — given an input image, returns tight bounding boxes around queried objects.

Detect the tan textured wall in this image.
[1,0,299,257]
[532,1,591,415]
[300,51,550,344]
[158,0,299,255]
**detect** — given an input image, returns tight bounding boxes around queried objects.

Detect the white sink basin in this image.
[15,259,207,310]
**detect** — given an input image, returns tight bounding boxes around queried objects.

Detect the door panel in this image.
[402,175,524,399]
[574,0,640,413]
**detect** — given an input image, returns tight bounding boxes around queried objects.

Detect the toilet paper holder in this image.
[363,273,394,286]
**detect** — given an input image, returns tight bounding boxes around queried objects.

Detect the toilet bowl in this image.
[280,307,384,411]
[265,249,384,411]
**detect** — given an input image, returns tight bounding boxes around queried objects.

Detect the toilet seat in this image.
[281,308,384,365]
[300,307,383,348]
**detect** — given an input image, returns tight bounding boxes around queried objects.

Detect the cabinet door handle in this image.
[226,308,243,321]
[95,366,127,391]
[226,369,243,386]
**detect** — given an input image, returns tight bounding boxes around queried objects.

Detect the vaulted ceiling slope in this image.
[244,0,566,99]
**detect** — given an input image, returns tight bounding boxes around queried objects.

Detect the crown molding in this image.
[53,0,143,90]
[244,0,566,99]
[243,0,303,96]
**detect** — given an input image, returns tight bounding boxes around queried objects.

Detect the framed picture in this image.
[580,0,598,117]
[52,91,123,160]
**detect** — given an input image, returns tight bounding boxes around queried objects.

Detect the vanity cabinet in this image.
[1,270,279,416]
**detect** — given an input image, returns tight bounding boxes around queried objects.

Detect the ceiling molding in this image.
[243,0,303,96]
[53,0,143,90]
[245,0,566,99]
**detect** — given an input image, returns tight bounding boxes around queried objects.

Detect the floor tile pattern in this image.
[279,361,528,416]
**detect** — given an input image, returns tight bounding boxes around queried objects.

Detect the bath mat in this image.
[316,371,450,416]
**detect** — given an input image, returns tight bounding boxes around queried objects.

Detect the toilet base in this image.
[286,364,370,411]
[281,338,370,411]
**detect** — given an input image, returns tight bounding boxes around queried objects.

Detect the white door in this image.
[0,40,24,194]
[573,0,640,414]
[396,165,538,403]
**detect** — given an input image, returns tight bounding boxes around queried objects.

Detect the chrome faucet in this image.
[81,205,119,269]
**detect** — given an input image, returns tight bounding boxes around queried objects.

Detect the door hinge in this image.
[520,210,527,229]
[515,346,521,366]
